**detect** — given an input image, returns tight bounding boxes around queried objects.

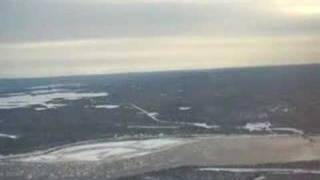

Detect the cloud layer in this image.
[0,0,319,78]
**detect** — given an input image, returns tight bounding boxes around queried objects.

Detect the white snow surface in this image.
[241,122,304,134]
[179,106,191,111]
[243,122,272,132]
[17,138,187,162]
[95,105,120,109]
[190,123,220,129]
[0,91,108,109]
[0,133,18,139]
[147,112,159,118]
[34,107,47,111]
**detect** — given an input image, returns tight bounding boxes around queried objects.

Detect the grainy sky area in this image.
[0,0,320,78]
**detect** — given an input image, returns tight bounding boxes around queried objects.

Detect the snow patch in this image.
[0,133,18,139]
[243,122,272,132]
[179,106,191,111]
[95,105,120,109]
[188,123,219,129]
[16,138,187,162]
[241,122,304,135]
[130,104,164,123]
[147,112,159,118]
[0,92,108,109]
[34,107,47,111]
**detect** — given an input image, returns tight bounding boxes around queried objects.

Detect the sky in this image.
[0,0,320,78]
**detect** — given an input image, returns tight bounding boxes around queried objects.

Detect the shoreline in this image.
[1,134,320,179]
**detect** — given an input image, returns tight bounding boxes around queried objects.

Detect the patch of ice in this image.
[17,138,187,162]
[190,123,220,129]
[103,105,120,109]
[243,122,272,132]
[0,92,108,109]
[147,112,159,118]
[95,105,120,109]
[0,133,18,139]
[34,103,66,111]
[44,103,67,109]
[34,107,47,111]
[59,148,136,161]
[179,106,191,111]
[241,122,304,135]
[198,167,320,174]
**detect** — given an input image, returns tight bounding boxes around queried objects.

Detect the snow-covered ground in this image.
[0,92,108,110]
[0,133,18,139]
[243,122,272,132]
[178,106,192,111]
[94,105,120,109]
[0,84,108,110]
[14,138,188,162]
[2,134,320,180]
[186,123,219,129]
[241,122,304,134]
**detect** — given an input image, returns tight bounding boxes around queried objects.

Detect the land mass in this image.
[1,134,320,179]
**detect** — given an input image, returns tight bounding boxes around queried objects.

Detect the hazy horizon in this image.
[1,0,320,78]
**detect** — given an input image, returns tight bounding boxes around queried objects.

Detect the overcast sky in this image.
[1,0,320,78]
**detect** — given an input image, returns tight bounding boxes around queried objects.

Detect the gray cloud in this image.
[0,0,320,78]
[1,0,319,42]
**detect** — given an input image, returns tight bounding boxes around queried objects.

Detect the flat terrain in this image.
[1,135,320,179]
[1,64,320,179]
